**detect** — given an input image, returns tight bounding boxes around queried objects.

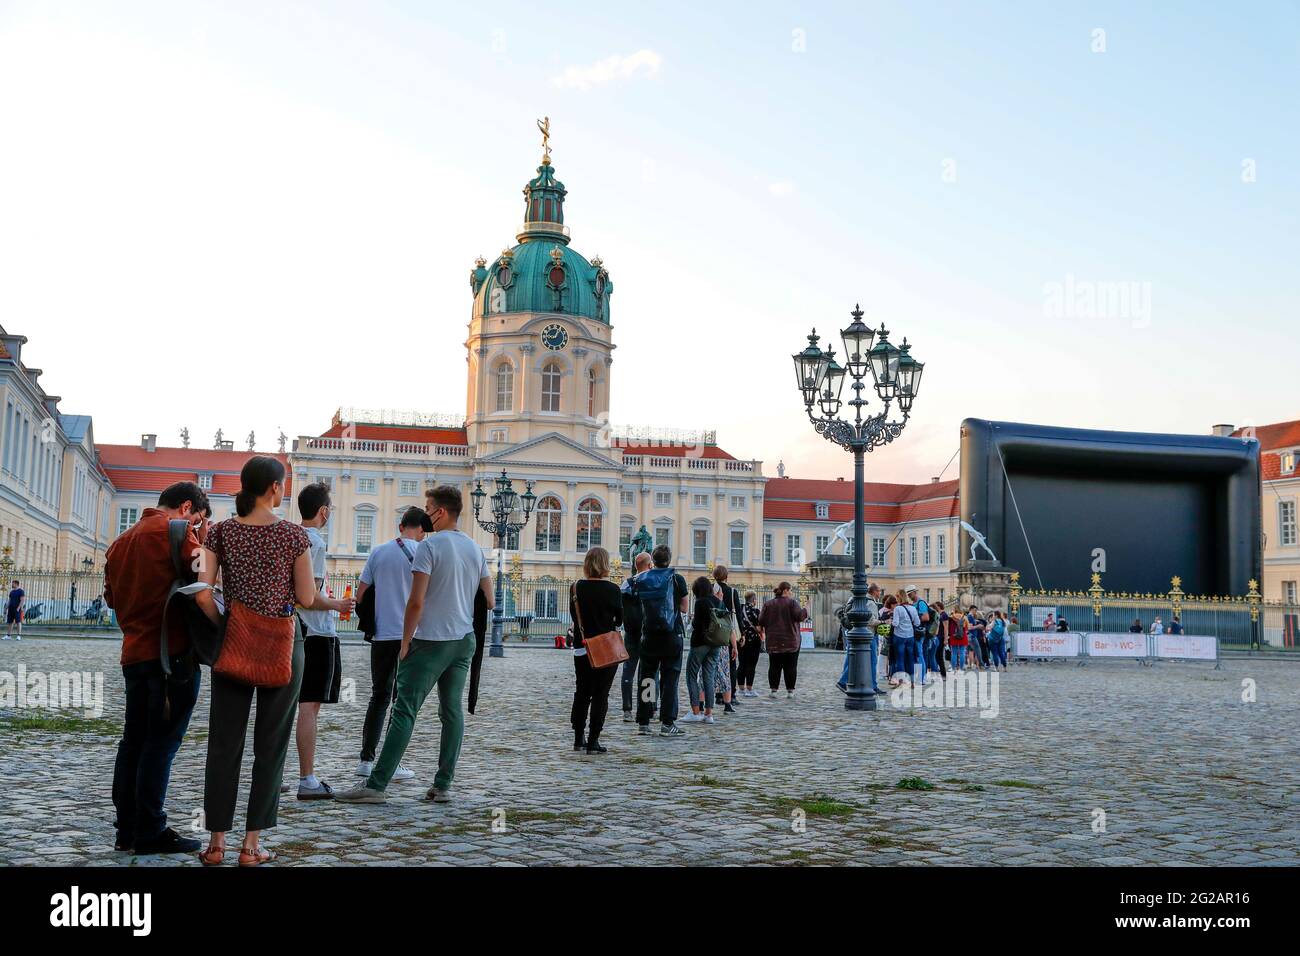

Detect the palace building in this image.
[0,325,114,572]
[277,144,962,602]
[4,141,1293,619]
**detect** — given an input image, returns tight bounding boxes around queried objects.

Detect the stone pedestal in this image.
[805,556,855,618]
[954,561,1015,618]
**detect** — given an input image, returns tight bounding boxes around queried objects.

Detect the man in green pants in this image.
[338,485,492,805]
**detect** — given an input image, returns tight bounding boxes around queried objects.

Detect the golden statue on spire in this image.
[537,116,551,164]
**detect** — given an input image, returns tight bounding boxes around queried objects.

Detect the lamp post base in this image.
[844,692,879,712]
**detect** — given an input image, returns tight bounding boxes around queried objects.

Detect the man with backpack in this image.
[352,506,429,780]
[103,481,210,855]
[631,545,689,738]
[908,585,939,685]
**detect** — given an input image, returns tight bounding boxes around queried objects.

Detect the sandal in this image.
[198,845,226,867]
[238,844,277,867]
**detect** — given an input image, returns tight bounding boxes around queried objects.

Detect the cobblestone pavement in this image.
[1,637,1297,866]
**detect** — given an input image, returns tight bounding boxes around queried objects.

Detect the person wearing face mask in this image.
[337,485,493,806]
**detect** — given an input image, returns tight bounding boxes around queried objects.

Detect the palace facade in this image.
[4,145,1294,615]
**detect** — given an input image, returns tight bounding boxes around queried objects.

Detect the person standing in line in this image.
[104,481,210,855]
[352,506,428,780]
[987,610,1009,671]
[736,591,764,697]
[945,604,969,671]
[4,578,24,640]
[930,600,948,680]
[758,582,808,698]
[337,486,491,805]
[712,565,741,714]
[682,576,722,723]
[1042,612,1056,632]
[889,589,921,687]
[1129,617,1144,633]
[195,457,347,866]
[569,546,623,754]
[907,585,936,685]
[619,551,653,721]
[836,582,881,694]
[1168,615,1184,635]
[1150,616,1164,636]
[965,605,988,669]
[631,545,690,738]
[876,595,896,692]
[294,482,345,801]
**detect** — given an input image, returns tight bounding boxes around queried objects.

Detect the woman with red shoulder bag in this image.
[193,456,351,867]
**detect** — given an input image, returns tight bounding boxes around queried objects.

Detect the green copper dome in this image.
[470,159,612,324]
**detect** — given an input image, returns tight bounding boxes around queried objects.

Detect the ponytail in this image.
[236,455,285,517]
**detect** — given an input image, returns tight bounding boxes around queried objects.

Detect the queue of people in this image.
[102,458,490,864]
[832,584,1017,693]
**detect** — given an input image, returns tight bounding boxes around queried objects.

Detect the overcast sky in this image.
[2,1,1296,482]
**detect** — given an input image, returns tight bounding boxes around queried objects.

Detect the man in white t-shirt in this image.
[352,506,430,779]
[338,485,492,805]
[294,482,354,801]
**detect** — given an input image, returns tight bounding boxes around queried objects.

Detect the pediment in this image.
[478,432,621,471]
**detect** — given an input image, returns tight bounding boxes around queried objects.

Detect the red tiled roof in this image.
[762,476,958,524]
[104,468,188,492]
[321,423,468,445]
[98,444,292,472]
[613,441,736,460]
[98,445,292,497]
[1233,420,1300,452]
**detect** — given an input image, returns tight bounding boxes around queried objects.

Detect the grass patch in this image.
[941,778,969,785]
[770,794,860,818]
[896,777,936,791]
[865,834,901,848]
[960,784,986,793]
[775,848,818,866]
[691,774,724,787]
[0,713,119,736]
[989,779,1045,790]
[624,756,653,766]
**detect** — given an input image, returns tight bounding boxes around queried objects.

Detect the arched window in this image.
[534,495,563,553]
[541,362,561,412]
[587,368,597,417]
[495,362,514,412]
[576,496,603,551]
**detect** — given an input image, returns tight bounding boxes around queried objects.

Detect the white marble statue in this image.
[960,520,999,563]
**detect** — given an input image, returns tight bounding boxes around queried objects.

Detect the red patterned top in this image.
[203,519,310,618]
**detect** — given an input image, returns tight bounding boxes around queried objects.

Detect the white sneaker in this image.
[391,765,415,781]
[702,714,716,724]
[786,690,795,698]
[1,635,9,641]
[680,712,705,723]
[623,709,634,722]
[769,690,778,698]
[355,761,374,777]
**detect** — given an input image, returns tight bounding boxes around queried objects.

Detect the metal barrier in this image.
[0,570,115,629]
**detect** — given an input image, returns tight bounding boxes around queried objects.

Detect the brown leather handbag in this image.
[571,583,629,670]
[213,599,295,688]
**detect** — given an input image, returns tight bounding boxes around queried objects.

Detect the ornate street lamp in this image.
[792,303,924,712]
[471,470,537,658]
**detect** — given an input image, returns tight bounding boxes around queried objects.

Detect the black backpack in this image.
[160,519,225,679]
